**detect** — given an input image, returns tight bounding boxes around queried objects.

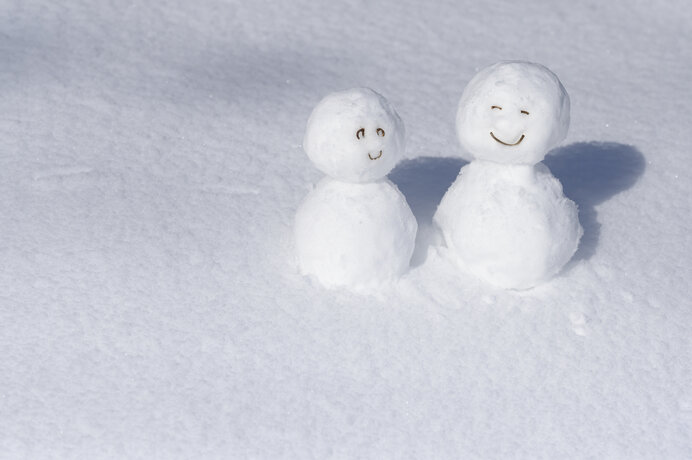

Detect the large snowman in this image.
[295,88,417,289]
[434,61,582,289]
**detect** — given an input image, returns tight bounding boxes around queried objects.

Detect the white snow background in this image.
[1,0,690,457]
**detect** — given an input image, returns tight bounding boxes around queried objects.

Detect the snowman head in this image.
[303,88,405,182]
[456,61,570,165]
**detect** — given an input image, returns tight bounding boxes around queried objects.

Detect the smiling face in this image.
[456,61,570,165]
[303,88,405,182]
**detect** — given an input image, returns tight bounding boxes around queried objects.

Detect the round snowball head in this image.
[303,88,405,182]
[456,61,570,165]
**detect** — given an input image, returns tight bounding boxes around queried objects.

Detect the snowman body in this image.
[436,161,581,289]
[296,178,416,288]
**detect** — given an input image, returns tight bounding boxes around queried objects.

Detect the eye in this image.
[356,128,365,139]
[521,110,530,115]
[491,105,502,110]
[376,128,385,137]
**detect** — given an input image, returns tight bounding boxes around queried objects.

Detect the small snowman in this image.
[434,61,583,289]
[295,88,417,289]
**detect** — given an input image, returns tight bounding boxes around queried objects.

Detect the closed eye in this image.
[521,110,530,115]
[356,128,365,139]
[491,105,502,110]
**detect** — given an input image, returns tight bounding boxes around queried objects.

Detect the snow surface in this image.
[1,0,691,457]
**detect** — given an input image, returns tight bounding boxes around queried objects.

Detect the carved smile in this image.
[368,150,383,160]
[490,132,525,146]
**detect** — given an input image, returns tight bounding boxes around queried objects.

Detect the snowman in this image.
[434,61,583,289]
[295,88,417,289]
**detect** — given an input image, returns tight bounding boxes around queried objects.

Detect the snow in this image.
[1,0,691,458]
[434,61,581,289]
[454,61,570,165]
[296,88,415,289]
[303,88,405,183]
[435,161,582,289]
[295,178,416,289]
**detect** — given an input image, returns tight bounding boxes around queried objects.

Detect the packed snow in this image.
[302,88,406,183]
[1,0,691,458]
[454,61,570,165]
[435,161,582,289]
[435,62,582,289]
[296,88,416,289]
[295,178,417,289]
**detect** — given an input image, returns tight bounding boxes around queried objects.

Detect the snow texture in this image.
[435,62,582,289]
[1,0,691,458]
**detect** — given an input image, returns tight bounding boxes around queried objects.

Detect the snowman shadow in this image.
[544,141,646,261]
[389,156,468,266]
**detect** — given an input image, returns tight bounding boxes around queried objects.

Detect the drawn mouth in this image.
[368,150,383,160]
[490,132,525,146]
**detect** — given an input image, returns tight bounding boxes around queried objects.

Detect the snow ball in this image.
[456,61,570,165]
[303,88,405,183]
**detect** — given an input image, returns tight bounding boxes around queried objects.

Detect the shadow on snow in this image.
[544,142,646,261]
[389,142,646,266]
[389,156,467,266]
